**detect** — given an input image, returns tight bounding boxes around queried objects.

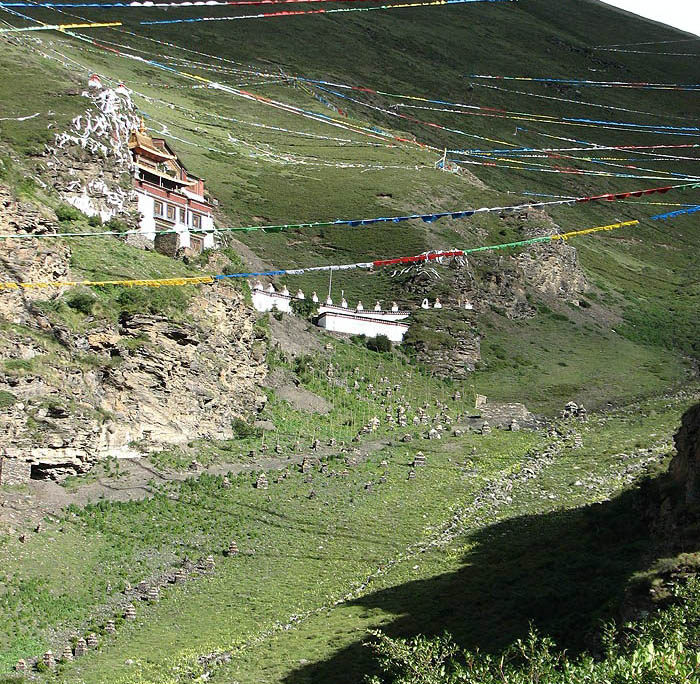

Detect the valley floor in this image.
[1,382,698,683]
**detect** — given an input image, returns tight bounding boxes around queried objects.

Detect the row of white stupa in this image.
[250,280,445,313]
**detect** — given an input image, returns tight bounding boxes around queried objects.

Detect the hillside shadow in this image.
[283,482,662,684]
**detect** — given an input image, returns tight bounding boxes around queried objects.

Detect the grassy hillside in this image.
[1,0,698,403]
[1,0,699,681]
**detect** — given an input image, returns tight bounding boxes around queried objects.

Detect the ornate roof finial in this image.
[139,116,146,134]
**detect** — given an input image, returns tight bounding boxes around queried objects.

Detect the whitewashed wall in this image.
[317,312,408,343]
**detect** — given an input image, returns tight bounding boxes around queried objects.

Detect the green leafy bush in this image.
[104,217,129,233]
[367,579,700,684]
[55,204,84,223]
[66,292,95,315]
[366,335,392,353]
[290,297,317,320]
[0,390,17,408]
[231,417,262,438]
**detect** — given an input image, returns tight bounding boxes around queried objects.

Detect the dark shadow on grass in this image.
[282,482,660,684]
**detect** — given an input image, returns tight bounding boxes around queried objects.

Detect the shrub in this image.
[87,214,103,227]
[366,335,392,353]
[66,292,95,315]
[104,217,129,233]
[367,579,700,683]
[0,390,16,408]
[55,204,84,223]
[290,298,317,320]
[231,417,261,438]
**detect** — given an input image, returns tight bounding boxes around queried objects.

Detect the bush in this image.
[0,390,16,408]
[231,417,262,438]
[367,579,700,683]
[66,292,95,315]
[104,217,129,233]
[87,214,103,227]
[366,335,392,353]
[55,204,84,223]
[290,298,317,320]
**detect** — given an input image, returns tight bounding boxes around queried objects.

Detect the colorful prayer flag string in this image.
[0,183,692,241]
[139,0,514,24]
[467,75,700,92]
[0,19,120,31]
[0,219,655,291]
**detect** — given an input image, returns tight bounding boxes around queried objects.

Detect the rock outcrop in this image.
[670,403,700,504]
[0,185,71,321]
[43,87,139,223]
[0,285,267,482]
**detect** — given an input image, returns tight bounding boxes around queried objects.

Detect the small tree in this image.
[366,335,392,353]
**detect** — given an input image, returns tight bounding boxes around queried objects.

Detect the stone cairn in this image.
[147,586,159,602]
[562,401,588,420]
[509,419,520,432]
[74,637,88,656]
[255,473,268,490]
[301,458,311,474]
[204,555,216,572]
[124,603,137,621]
[86,633,98,649]
[413,452,426,467]
[105,620,117,635]
[407,469,416,480]
[173,567,187,583]
[227,540,239,557]
[481,421,492,435]
[572,433,584,449]
[15,659,27,672]
[43,651,55,670]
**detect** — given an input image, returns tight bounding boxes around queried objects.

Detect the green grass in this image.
[0,390,694,679]
[1,0,700,680]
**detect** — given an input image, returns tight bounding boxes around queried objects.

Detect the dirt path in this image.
[0,435,396,531]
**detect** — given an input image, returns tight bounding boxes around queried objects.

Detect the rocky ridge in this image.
[43,86,140,223]
[0,285,267,482]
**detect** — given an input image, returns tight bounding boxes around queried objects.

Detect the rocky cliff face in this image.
[670,403,700,504]
[0,285,267,482]
[0,185,71,321]
[397,210,588,377]
[42,87,139,223]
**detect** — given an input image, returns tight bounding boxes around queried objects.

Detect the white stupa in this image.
[88,74,102,90]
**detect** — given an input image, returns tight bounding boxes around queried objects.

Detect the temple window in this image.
[192,213,201,229]
[166,205,176,221]
[154,200,163,216]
